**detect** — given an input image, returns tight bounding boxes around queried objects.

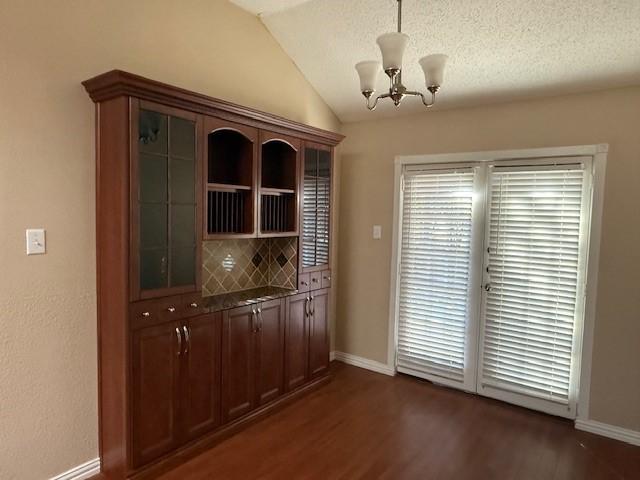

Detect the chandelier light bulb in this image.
[355,61,382,94]
[419,54,448,87]
[376,32,409,73]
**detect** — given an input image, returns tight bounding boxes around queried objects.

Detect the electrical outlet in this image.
[373,225,382,240]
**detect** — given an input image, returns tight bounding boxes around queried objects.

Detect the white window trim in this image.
[387,144,608,421]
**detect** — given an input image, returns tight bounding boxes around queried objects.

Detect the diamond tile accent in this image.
[202,237,298,296]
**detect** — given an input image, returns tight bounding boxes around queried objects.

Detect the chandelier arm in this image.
[365,92,391,111]
[405,90,436,108]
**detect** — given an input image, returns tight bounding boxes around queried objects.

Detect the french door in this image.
[395,156,593,418]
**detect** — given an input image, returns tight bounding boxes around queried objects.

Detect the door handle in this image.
[484,283,492,292]
[305,297,310,317]
[183,325,190,354]
[257,308,263,332]
[251,308,257,333]
[310,296,315,316]
[175,327,182,357]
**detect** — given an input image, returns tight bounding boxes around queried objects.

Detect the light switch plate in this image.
[373,225,382,240]
[26,229,46,255]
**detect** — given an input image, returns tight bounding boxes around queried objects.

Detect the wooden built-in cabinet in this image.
[83,70,342,479]
[300,143,332,272]
[221,299,285,422]
[131,312,221,468]
[285,287,330,390]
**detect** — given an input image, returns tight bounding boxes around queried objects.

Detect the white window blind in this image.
[397,169,475,382]
[480,165,586,404]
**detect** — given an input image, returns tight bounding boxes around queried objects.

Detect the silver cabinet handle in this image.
[484,283,492,292]
[175,327,182,356]
[305,297,310,317]
[310,296,315,316]
[142,311,151,317]
[323,276,331,281]
[189,302,198,308]
[301,281,309,286]
[312,277,318,283]
[251,308,257,333]
[167,306,176,313]
[183,325,190,354]
[257,308,263,332]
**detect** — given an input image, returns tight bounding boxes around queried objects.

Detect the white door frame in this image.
[387,144,608,421]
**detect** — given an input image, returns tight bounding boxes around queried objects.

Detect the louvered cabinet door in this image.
[300,144,331,271]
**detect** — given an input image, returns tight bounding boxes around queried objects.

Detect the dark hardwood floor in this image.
[158,362,640,480]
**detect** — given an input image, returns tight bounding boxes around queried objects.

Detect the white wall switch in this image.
[373,225,382,240]
[26,229,46,255]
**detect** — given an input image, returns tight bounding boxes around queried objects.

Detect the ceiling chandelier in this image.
[355,0,448,111]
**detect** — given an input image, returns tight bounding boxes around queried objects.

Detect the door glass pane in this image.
[170,157,195,204]
[318,150,331,178]
[171,205,195,247]
[139,110,168,155]
[140,248,168,290]
[170,117,196,159]
[304,147,318,176]
[480,166,585,405]
[302,148,319,267]
[140,154,167,203]
[171,247,195,286]
[140,204,167,249]
[397,170,475,383]
[316,176,330,266]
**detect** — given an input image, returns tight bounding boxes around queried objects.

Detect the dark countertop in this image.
[203,286,299,312]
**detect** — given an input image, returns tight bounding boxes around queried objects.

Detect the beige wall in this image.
[337,86,640,432]
[0,1,339,478]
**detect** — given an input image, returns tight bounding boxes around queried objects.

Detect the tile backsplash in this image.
[202,237,297,296]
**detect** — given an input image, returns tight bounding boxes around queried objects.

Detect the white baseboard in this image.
[50,458,100,480]
[575,419,640,446]
[331,351,395,376]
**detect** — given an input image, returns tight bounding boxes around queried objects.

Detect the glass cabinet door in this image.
[302,146,331,269]
[138,108,197,293]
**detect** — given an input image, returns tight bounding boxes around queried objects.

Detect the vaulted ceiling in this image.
[231,0,640,122]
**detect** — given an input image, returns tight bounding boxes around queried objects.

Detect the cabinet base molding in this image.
[574,419,640,446]
[123,374,330,480]
[331,351,396,377]
[50,458,100,480]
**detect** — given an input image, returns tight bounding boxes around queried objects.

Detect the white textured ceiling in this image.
[230,0,312,15]
[234,0,640,122]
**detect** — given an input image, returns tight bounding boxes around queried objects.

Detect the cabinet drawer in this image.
[130,295,185,329]
[297,273,310,292]
[181,292,208,318]
[321,270,331,289]
[310,271,322,290]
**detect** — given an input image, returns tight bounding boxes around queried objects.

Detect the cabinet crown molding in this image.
[82,70,344,146]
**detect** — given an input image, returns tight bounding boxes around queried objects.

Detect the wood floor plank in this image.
[157,362,640,480]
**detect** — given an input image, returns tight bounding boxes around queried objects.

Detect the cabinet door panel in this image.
[285,293,309,391]
[133,102,201,299]
[132,322,181,467]
[309,289,330,378]
[183,313,222,441]
[222,306,256,422]
[255,299,285,405]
